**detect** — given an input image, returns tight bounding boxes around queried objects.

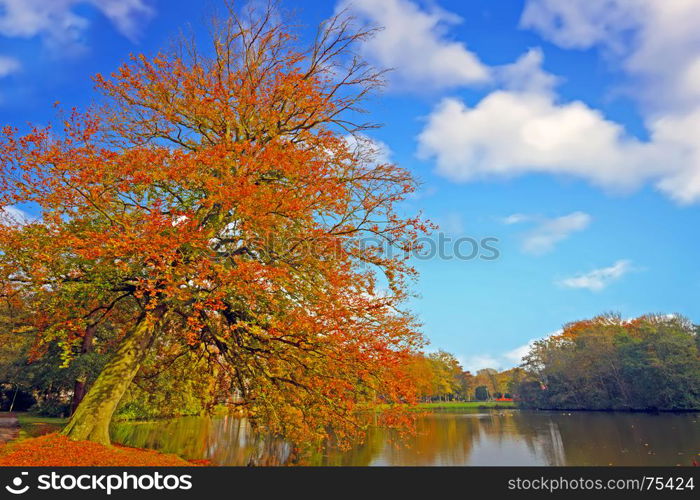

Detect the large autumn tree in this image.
[0,4,428,446]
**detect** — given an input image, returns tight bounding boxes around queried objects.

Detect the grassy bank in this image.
[417,401,517,410]
[2,414,206,466]
[15,413,67,439]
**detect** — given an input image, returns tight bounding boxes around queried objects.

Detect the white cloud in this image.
[344,133,392,165]
[333,1,700,203]
[521,211,591,255]
[500,211,592,254]
[460,354,501,373]
[520,0,640,52]
[338,0,490,90]
[521,0,700,112]
[418,91,660,189]
[0,55,20,77]
[0,0,154,49]
[417,86,700,204]
[90,0,153,41]
[558,259,632,291]
[644,108,700,204]
[503,339,539,365]
[495,47,560,95]
[338,2,559,94]
[462,329,566,372]
[0,205,32,225]
[500,213,533,225]
[462,337,541,372]
[517,1,700,203]
[408,0,700,204]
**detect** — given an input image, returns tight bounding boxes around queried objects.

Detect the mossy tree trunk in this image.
[61,309,163,445]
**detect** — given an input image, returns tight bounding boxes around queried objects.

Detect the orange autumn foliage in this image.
[0,434,205,467]
[0,4,429,447]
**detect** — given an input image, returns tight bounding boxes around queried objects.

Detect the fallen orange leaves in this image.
[0,433,206,467]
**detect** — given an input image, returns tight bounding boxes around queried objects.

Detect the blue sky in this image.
[1,0,699,372]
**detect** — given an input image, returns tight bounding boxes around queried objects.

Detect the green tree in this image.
[518,314,700,410]
[474,386,489,401]
[427,351,463,400]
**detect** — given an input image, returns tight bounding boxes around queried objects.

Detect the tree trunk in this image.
[70,323,97,415]
[70,381,87,416]
[61,309,163,445]
[8,385,18,413]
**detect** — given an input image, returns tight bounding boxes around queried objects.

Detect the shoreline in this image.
[416,401,516,410]
[523,407,700,414]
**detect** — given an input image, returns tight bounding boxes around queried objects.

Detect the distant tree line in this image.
[407,350,522,402]
[517,314,700,410]
[6,311,696,415]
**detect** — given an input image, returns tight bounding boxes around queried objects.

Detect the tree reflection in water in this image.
[110,410,700,466]
[111,415,292,466]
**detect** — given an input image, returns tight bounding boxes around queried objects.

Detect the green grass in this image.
[16,414,68,426]
[15,413,67,438]
[416,401,517,410]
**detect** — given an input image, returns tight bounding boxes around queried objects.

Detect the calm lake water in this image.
[109,410,700,466]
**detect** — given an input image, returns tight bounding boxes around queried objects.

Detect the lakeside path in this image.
[0,412,19,445]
